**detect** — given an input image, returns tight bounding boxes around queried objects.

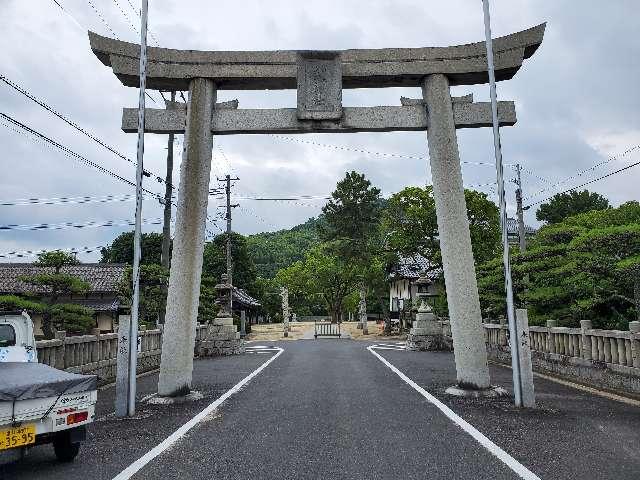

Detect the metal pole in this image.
[515,164,527,252]
[161,91,175,270]
[128,0,149,417]
[481,0,523,406]
[225,174,232,312]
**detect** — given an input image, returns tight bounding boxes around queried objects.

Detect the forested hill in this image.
[247,216,323,278]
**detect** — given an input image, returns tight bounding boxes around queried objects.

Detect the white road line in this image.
[367,346,541,480]
[112,347,284,480]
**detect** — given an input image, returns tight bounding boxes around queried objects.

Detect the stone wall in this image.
[484,320,640,397]
[36,325,209,386]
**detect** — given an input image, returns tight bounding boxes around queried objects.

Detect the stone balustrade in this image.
[484,319,640,396]
[36,324,209,385]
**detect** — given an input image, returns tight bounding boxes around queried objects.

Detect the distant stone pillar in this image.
[158,78,216,397]
[281,287,289,337]
[422,74,490,390]
[240,310,246,338]
[359,285,368,335]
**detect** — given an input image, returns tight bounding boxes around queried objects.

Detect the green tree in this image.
[118,264,169,327]
[202,232,257,293]
[536,189,610,224]
[100,231,166,265]
[21,251,93,338]
[382,186,500,267]
[478,201,640,329]
[276,244,358,322]
[321,171,383,322]
[247,217,322,278]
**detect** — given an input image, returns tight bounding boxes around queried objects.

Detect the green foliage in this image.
[321,171,383,264]
[100,231,166,265]
[478,201,640,328]
[118,264,172,327]
[50,304,95,335]
[0,295,47,314]
[247,217,322,278]
[35,251,79,270]
[202,232,257,293]
[382,186,500,267]
[536,189,610,224]
[276,243,358,321]
[21,252,92,338]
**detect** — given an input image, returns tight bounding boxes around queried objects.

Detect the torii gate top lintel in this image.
[89,23,545,91]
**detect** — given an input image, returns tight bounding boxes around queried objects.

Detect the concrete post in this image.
[240,310,246,338]
[580,320,593,361]
[515,309,535,408]
[158,78,215,397]
[422,74,490,390]
[281,287,289,337]
[115,314,131,417]
[629,321,640,368]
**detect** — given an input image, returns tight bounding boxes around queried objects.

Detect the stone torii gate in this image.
[89,23,545,397]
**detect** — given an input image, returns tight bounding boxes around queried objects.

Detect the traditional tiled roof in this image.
[72,298,120,312]
[506,217,536,236]
[389,254,441,281]
[0,263,127,294]
[232,287,261,309]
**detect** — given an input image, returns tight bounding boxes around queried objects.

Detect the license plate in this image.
[0,424,36,451]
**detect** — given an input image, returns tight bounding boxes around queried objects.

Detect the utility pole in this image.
[158,91,175,327]
[482,0,534,407]
[514,163,527,253]
[161,91,175,270]
[118,0,147,418]
[217,174,239,312]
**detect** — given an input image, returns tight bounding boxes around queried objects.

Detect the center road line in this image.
[367,345,541,480]
[112,347,284,480]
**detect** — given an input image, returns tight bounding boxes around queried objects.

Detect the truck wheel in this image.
[53,433,80,462]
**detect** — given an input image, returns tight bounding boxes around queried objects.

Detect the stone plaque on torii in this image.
[89,23,545,398]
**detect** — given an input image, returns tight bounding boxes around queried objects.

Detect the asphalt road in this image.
[3,340,640,480]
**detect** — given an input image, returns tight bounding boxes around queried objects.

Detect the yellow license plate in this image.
[0,424,36,451]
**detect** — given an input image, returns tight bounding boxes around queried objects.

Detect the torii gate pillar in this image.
[158,78,216,397]
[423,74,490,389]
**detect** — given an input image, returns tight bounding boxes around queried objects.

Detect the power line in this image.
[87,0,119,38]
[0,217,162,232]
[270,135,504,167]
[524,144,640,201]
[0,193,138,207]
[523,158,640,210]
[0,244,105,259]
[0,112,164,199]
[0,74,154,179]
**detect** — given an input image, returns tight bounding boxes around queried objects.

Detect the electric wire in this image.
[524,158,640,209]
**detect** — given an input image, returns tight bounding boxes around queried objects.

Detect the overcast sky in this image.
[1,0,638,262]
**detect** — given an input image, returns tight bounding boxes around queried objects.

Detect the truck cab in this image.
[0,311,98,465]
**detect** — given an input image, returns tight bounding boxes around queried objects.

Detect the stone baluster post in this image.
[629,321,640,368]
[546,319,557,354]
[54,330,66,370]
[580,320,592,361]
[281,287,289,338]
[422,73,490,390]
[158,78,216,397]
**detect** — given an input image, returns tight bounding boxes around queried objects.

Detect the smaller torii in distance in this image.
[89,23,545,398]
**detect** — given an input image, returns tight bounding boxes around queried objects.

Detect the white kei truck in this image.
[0,311,98,464]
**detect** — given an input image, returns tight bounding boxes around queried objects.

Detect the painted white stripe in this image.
[112,347,284,480]
[367,346,541,480]
[371,346,406,351]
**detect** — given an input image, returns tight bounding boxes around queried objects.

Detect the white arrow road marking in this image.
[368,346,541,480]
[112,347,284,480]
